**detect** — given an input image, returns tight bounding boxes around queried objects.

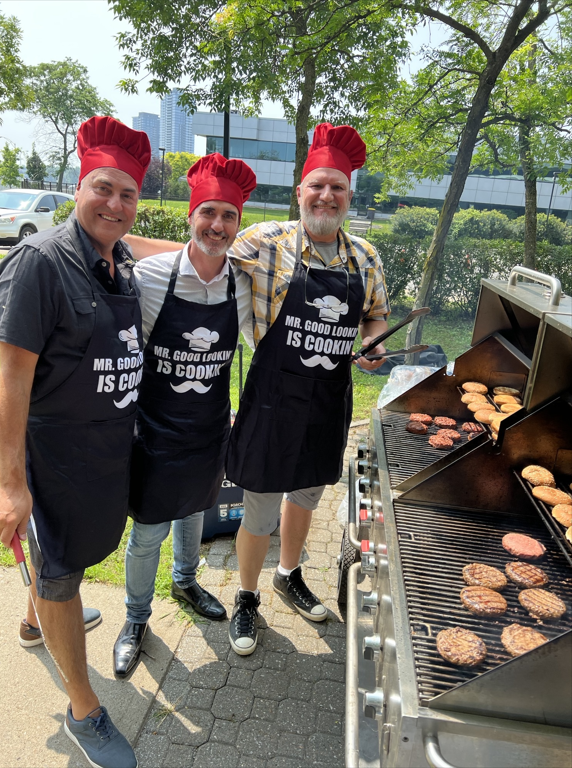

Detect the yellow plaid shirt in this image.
[229,220,390,346]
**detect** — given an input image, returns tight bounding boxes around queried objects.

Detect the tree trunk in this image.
[288,54,316,220]
[519,121,537,269]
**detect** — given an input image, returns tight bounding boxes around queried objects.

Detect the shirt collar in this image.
[180,241,230,285]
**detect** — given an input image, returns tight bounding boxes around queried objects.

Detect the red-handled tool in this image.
[11,533,32,587]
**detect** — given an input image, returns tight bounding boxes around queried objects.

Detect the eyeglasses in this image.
[303,257,350,309]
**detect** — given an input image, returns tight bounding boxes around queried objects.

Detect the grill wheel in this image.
[337,525,359,606]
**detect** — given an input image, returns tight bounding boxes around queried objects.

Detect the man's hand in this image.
[354,336,386,371]
[0,484,32,548]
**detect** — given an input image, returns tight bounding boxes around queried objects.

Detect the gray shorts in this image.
[28,523,84,602]
[241,486,326,536]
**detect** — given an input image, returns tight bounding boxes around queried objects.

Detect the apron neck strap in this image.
[167,250,184,294]
[65,216,99,297]
[226,261,236,301]
[295,222,304,265]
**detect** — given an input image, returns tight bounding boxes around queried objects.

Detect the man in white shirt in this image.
[113,154,256,678]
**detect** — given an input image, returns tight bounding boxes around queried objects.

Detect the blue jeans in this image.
[124,511,204,623]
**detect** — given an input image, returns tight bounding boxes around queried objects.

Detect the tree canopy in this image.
[165,151,201,198]
[26,144,47,182]
[28,58,115,191]
[0,11,32,119]
[0,143,21,187]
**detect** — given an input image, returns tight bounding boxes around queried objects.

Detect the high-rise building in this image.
[132,112,160,157]
[160,89,195,154]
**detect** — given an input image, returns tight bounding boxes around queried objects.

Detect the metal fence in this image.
[21,179,77,194]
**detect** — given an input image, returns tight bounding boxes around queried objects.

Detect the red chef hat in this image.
[301,123,366,181]
[187,153,256,216]
[77,116,151,190]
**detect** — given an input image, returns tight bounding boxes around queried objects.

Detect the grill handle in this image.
[348,457,361,551]
[424,733,459,768]
[508,266,562,306]
[345,561,362,768]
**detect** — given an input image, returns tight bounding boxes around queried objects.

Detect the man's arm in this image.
[356,317,388,372]
[123,233,183,260]
[0,342,38,547]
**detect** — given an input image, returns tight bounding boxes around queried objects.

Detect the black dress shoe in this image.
[171,581,227,620]
[113,621,147,678]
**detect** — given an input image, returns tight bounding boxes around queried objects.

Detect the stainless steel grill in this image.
[517,472,572,564]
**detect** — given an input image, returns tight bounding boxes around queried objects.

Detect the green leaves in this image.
[0,143,21,187]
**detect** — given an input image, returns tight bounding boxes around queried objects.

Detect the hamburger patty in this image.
[460,586,507,616]
[410,413,433,425]
[462,422,484,433]
[462,381,488,394]
[518,589,567,620]
[502,533,546,560]
[505,561,549,588]
[436,627,487,667]
[532,486,572,506]
[428,434,453,450]
[522,465,556,488]
[462,563,507,590]
[501,624,548,656]
[437,428,461,442]
[434,416,457,428]
[552,504,572,528]
[406,420,428,435]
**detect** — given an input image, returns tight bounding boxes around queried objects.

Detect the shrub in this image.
[366,231,425,304]
[450,208,513,240]
[390,206,440,239]
[511,213,572,246]
[52,200,76,225]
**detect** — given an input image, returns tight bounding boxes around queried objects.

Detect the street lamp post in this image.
[545,170,560,236]
[159,146,166,206]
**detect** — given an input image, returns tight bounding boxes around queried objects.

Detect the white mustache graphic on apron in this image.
[114,389,140,408]
[299,354,339,370]
[170,380,213,394]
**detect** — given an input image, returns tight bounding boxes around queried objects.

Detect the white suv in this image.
[0,189,75,243]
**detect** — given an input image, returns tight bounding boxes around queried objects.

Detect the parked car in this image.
[0,189,75,243]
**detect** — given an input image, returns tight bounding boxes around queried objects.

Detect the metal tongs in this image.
[353,306,431,361]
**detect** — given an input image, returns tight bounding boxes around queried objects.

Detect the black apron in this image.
[129,251,239,524]
[226,224,365,493]
[27,219,143,578]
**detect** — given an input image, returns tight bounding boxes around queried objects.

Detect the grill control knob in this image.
[362,590,379,613]
[363,633,383,660]
[357,459,369,475]
[364,688,385,720]
[357,442,368,458]
[358,476,371,494]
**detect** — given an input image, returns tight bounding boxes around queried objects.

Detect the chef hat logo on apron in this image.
[118,325,140,353]
[182,327,220,352]
[311,296,349,323]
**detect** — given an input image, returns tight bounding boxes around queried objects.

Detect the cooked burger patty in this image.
[462,382,488,394]
[437,428,461,442]
[552,504,572,528]
[493,386,520,396]
[460,586,508,616]
[532,486,572,507]
[502,533,546,560]
[462,422,484,433]
[434,416,457,428]
[501,624,548,656]
[406,420,428,435]
[518,589,567,620]
[461,393,487,404]
[436,627,487,667]
[410,413,433,425]
[522,465,556,488]
[462,563,507,590]
[428,434,453,450]
[505,561,549,588]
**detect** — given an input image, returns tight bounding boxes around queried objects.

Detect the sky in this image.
[1,0,441,161]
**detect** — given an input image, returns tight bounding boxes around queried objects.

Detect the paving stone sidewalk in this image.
[134,423,369,768]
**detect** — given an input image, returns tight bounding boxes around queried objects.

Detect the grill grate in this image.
[381,411,480,487]
[394,500,572,705]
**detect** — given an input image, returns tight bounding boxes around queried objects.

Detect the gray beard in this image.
[191,226,229,258]
[301,202,347,237]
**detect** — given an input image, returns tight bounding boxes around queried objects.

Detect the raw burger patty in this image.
[532,486,572,506]
[437,428,461,442]
[434,416,456,428]
[552,504,572,528]
[406,421,428,435]
[518,589,567,619]
[502,533,546,560]
[522,465,556,488]
[460,586,507,616]
[410,413,433,425]
[505,562,549,588]
[436,627,487,667]
[462,563,507,590]
[428,434,453,450]
[461,393,487,404]
[462,382,488,394]
[501,624,548,656]
[493,386,520,396]
[462,422,484,433]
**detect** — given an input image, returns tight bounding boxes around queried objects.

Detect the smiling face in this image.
[297,167,352,240]
[74,168,139,253]
[189,200,240,258]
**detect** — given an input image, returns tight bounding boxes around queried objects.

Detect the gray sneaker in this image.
[20,607,102,648]
[64,705,137,768]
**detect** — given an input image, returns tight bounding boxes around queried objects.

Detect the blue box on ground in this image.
[201,477,244,539]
